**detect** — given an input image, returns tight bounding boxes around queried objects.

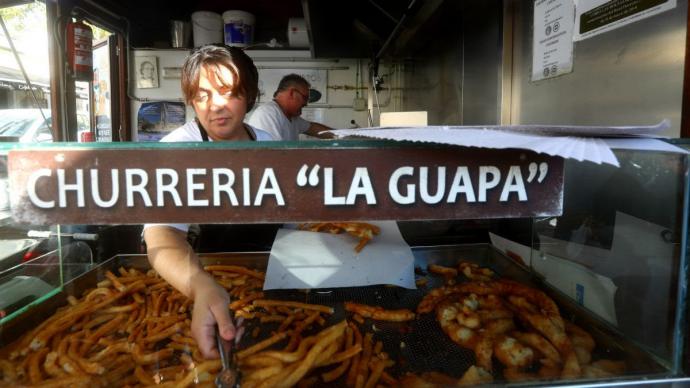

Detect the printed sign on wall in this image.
[137,102,187,142]
[574,0,676,41]
[532,0,575,81]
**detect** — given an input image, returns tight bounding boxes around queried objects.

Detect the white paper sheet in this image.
[532,250,618,325]
[532,0,575,81]
[488,232,534,267]
[535,211,677,334]
[330,121,687,168]
[608,211,675,349]
[605,138,688,153]
[264,221,416,290]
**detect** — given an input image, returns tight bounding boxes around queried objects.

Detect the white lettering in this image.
[27,169,54,208]
[91,169,119,207]
[254,169,284,206]
[478,166,500,202]
[345,167,376,205]
[156,169,182,206]
[324,168,345,205]
[212,168,238,206]
[420,166,445,204]
[447,167,476,203]
[500,166,527,201]
[243,168,250,206]
[125,169,152,207]
[187,169,208,206]
[389,167,414,205]
[57,169,84,207]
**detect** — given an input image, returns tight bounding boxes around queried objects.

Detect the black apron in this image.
[193,120,281,253]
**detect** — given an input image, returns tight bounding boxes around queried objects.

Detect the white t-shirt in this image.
[160,120,274,142]
[143,120,273,233]
[246,100,310,141]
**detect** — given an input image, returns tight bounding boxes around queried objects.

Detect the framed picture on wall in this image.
[135,56,159,89]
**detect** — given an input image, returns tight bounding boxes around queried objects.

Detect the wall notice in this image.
[574,0,676,41]
[532,0,575,82]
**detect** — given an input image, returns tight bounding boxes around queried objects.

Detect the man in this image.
[247,73,333,140]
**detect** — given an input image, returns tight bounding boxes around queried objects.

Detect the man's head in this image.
[273,74,310,118]
[181,45,259,140]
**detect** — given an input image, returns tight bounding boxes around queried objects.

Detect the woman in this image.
[143,45,273,359]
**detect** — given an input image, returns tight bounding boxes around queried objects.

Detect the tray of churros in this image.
[0,245,666,387]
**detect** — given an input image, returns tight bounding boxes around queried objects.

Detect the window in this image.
[0,2,50,143]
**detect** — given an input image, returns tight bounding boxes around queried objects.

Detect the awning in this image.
[0,65,49,90]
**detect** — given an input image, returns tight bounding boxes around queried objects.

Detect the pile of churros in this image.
[297,222,381,253]
[0,267,218,387]
[0,259,628,387]
[237,319,396,388]
[0,264,402,387]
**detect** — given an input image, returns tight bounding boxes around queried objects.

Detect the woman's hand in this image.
[190,273,235,359]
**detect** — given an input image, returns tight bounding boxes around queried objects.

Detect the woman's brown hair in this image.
[181,45,259,111]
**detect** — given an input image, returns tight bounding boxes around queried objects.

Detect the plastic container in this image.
[222,10,255,47]
[191,11,223,47]
[288,18,309,48]
[170,20,191,48]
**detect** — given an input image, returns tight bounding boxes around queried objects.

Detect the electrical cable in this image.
[372,74,381,123]
[355,59,360,98]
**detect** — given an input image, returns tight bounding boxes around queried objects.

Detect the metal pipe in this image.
[367,0,400,24]
[375,0,417,60]
[671,156,690,373]
[0,15,49,125]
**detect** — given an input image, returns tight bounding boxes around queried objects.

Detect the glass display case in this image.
[0,140,686,386]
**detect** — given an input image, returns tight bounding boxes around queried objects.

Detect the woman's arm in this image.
[143,226,236,358]
[144,225,200,296]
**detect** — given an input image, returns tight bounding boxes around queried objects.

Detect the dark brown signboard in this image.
[580,0,667,33]
[8,146,563,224]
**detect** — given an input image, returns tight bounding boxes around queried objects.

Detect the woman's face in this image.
[192,64,248,141]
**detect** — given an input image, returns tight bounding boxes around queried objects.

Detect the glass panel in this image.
[533,149,688,365]
[0,232,59,322]
[0,144,94,323]
[0,236,95,324]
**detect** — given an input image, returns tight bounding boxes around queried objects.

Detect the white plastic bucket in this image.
[288,18,309,48]
[191,11,223,47]
[222,10,255,47]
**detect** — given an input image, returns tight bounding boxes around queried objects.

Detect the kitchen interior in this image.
[0,0,688,386]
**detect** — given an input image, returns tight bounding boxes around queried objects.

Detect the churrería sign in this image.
[8,145,564,224]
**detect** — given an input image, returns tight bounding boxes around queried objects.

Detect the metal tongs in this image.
[215,324,241,388]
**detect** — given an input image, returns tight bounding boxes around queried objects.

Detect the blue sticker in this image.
[575,283,584,305]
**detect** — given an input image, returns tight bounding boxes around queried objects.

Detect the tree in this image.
[0,2,45,33]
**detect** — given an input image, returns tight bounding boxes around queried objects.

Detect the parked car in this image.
[0,109,53,210]
[0,109,53,143]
